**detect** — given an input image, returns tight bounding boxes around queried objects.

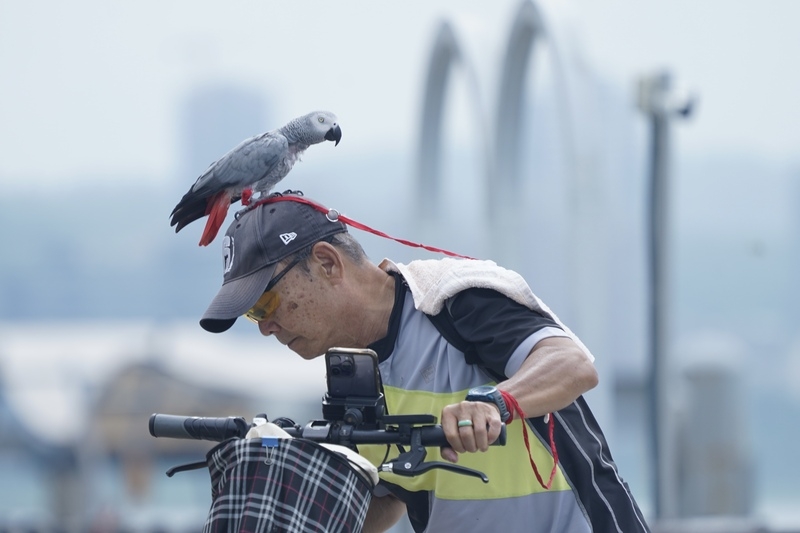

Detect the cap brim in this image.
[199,264,277,333]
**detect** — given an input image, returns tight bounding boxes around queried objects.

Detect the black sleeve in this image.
[446,288,562,379]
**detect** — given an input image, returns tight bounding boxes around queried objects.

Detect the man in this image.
[199,192,649,532]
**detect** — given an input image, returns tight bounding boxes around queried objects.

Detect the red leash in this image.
[500,390,559,490]
[250,194,476,260]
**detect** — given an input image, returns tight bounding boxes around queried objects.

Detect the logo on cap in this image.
[279,232,297,245]
[222,236,235,274]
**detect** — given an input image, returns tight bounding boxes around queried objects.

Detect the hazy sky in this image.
[1,0,798,187]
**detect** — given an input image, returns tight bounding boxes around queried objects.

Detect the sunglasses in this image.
[244,255,304,323]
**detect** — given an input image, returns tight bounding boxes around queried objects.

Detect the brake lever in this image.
[378,427,490,483]
[381,458,489,483]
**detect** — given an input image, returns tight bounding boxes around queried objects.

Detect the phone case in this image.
[325,347,381,398]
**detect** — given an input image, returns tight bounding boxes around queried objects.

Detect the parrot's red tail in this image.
[199,192,231,246]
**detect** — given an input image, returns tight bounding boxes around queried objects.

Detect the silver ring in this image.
[457,419,473,428]
[326,208,340,222]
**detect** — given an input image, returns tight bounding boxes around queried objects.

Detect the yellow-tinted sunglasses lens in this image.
[244,290,280,323]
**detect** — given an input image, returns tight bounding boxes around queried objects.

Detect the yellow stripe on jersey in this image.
[358,386,570,500]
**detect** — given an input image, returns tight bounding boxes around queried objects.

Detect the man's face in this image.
[252,252,345,359]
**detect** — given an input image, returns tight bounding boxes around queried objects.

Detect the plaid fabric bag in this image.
[202,437,374,533]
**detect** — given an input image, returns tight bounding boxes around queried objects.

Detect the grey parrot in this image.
[170,110,342,246]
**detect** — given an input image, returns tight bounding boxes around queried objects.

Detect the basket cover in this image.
[202,437,373,533]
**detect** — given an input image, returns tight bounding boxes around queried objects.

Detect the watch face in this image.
[467,385,510,422]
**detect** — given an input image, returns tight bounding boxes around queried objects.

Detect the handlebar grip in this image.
[149,414,250,442]
[424,423,507,447]
[494,423,507,446]
[355,423,506,447]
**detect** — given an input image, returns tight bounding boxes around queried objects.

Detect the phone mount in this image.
[321,392,385,429]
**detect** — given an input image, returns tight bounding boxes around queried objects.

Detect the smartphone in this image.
[325,347,381,398]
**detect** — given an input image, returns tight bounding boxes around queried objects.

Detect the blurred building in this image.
[177,83,271,186]
[0,321,327,531]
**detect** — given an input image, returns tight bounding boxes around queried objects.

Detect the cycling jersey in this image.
[360,259,649,533]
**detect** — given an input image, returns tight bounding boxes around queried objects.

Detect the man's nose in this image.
[258,319,280,336]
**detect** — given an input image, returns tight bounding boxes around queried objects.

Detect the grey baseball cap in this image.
[200,193,348,333]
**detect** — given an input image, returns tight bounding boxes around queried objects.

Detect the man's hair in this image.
[283,232,368,274]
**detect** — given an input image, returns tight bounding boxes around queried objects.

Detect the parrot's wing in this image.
[191,132,288,195]
[169,132,287,232]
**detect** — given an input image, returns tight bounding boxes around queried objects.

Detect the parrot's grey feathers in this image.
[190,133,287,194]
[170,111,341,246]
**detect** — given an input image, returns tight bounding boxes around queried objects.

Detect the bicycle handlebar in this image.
[149,413,507,448]
[150,413,507,482]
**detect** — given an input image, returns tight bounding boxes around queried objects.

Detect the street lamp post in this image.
[637,71,694,522]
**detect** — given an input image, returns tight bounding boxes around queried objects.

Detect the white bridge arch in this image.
[412,0,649,457]
[415,0,585,295]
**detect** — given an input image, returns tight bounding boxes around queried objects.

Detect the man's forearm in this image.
[499,337,598,417]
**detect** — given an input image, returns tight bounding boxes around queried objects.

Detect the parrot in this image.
[170,110,342,246]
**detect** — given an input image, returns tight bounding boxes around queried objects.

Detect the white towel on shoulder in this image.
[379,257,594,362]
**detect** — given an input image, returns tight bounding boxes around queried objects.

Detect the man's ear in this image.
[311,241,344,282]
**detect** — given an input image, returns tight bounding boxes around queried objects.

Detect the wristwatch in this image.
[466,385,511,423]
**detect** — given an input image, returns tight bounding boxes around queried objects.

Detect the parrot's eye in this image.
[318,117,324,123]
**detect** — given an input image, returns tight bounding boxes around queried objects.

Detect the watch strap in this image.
[466,386,511,423]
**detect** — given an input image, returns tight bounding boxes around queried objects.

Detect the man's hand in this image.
[440,401,504,463]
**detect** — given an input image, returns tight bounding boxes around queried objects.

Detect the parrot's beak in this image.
[325,124,342,146]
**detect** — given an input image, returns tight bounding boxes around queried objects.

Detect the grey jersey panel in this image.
[425,491,591,533]
[378,295,495,393]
